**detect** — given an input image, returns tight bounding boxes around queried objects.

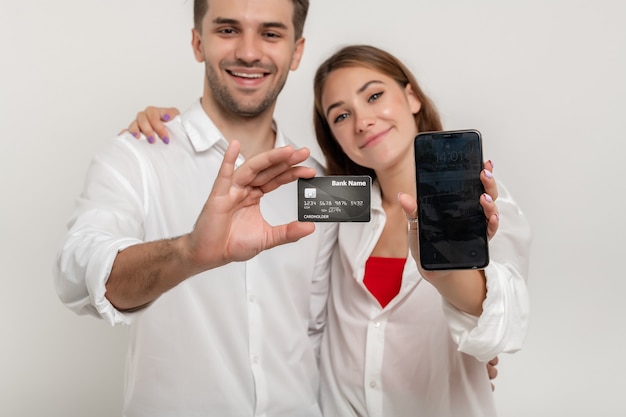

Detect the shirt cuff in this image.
[86,238,143,326]
[442,261,530,362]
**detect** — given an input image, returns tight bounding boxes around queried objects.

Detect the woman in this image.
[312,45,529,417]
[128,45,530,417]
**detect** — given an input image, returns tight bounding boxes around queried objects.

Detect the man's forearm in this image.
[105,235,203,311]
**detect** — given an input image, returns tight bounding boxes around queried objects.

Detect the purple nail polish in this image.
[484,193,493,203]
[148,136,155,144]
[484,169,493,179]
[162,114,171,121]
[163,136,170,145]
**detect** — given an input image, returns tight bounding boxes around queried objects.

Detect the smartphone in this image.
[414,129,489,270]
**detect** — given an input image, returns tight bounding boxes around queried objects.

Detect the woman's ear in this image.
[404,84,422,115]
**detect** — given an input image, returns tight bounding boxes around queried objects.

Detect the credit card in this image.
[297,176,371,222]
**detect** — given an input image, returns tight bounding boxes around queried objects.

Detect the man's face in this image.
[192,0,305,119]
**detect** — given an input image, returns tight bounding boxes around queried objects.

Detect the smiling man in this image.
[192,0,305,153]
[195,3,300,119]
[54,1,337,416]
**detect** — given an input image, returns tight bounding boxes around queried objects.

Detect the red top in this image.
[363,256,406,308]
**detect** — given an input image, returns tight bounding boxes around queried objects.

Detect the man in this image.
[54,1,337,416]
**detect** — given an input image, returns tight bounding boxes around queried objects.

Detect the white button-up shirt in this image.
[319,182,531,417]
[54,99,337,417]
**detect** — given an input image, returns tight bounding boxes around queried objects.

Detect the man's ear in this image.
[404,84,422,115]
[290,37,306,71]
[191,28,204,63]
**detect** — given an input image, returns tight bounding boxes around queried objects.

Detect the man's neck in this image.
[200,98,277,159]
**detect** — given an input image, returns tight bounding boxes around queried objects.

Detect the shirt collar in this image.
[180,98,286,153]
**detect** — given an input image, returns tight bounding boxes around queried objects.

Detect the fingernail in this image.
[484,193,493,203]
[484,169,493,179]
[163,136,170,145]
[488,159,494,168]
[162,114,171,121]
[147,136,155,144]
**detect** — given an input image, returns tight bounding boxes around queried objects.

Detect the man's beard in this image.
[205,62,288,118]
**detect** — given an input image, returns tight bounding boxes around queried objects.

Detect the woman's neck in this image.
[376,152,416,208]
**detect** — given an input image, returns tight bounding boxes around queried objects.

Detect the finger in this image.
[489,356,499,366]
[483,159,494,173]
[158,107,181,122]
[486,362,498,380]
[123,121,141,139]
[210,140,241,197]
[145,106,172,144]
[247,147,311,188]
[481,167,499,201]
[481,193,499,240]
[233,146,299,187]
[134,111,158,144]
[266,221,316,248]
[258,166,317,194]
[487,213,499,240]
[397,192,418,219]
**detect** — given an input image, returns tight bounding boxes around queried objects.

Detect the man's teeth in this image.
[231,72,264,79]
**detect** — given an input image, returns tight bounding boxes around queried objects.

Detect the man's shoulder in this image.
[88,124,190,177]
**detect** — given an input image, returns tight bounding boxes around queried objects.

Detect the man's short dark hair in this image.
[194,0,309,39]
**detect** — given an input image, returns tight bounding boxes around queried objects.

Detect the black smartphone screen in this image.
[414,130,489,270]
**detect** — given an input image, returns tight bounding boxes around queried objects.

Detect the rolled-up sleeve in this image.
[54,139,147,326]
[443,181,532,362]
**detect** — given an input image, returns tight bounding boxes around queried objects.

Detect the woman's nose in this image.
[355,110,375,133]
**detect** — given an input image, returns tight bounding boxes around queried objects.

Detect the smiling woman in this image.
[309,44,530,417]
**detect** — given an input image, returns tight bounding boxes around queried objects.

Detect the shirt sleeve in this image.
[54,138,148,326]
[442,181,532,363]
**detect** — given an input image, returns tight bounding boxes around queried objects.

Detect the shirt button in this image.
[370,381,377,389]
[252,355,259,364]
[373,321,381,328]
[248,294,256,303]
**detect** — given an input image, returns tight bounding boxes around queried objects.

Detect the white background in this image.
[1,1,625,416]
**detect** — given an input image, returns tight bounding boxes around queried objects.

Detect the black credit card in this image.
[297,176,371,222]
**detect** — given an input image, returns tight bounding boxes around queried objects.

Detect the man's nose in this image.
[235,33,263,64]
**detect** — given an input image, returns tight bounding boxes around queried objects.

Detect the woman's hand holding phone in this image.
[398,156,499,317]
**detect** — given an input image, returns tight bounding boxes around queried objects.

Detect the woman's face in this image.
[321,65,421,172]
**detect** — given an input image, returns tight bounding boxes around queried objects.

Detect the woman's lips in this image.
[360,127,391,149]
